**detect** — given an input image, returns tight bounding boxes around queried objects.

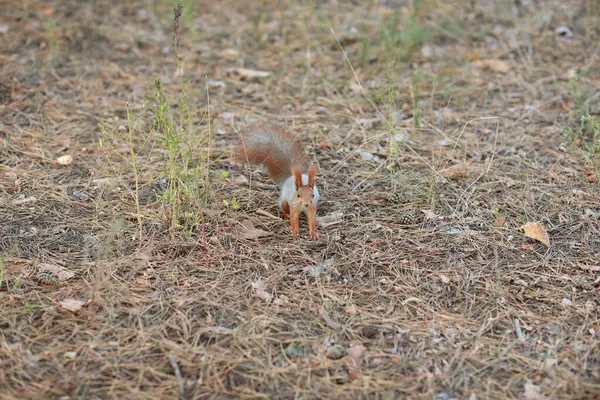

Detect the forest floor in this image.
[1,0,599,399]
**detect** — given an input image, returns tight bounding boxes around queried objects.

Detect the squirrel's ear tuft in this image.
[308,166,317,188]
[292,167,303,189]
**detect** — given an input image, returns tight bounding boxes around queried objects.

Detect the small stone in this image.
[72,190,90,202]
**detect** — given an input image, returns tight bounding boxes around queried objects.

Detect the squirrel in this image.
[236,124,320,239]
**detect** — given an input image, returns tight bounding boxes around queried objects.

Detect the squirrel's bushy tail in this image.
[236,124,308,185]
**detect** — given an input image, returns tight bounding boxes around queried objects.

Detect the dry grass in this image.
[1,0,599,399]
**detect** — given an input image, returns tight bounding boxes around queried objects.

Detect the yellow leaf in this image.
[522,222,550,247]
[474,59,511,73]
[440,163,469,179]
[56,155,73,165]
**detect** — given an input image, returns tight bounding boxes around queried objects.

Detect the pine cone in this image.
[35,270,59,285]
[397,209,423,225]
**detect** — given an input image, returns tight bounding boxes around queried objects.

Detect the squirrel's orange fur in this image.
[236,124,320,239]
[236,124,309,185]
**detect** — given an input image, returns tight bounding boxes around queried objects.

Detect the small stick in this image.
[514,318,525,342]
[256,208,281,220]
[169,354,185,395]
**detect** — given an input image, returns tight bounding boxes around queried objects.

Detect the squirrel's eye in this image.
[297,193,300,198]
[312,194,314,198]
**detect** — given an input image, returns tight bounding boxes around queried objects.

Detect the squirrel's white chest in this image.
[278,174,320,209]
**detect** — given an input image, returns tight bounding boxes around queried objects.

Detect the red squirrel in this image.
[236,124,320,239]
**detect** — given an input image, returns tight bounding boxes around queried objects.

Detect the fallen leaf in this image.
[135,276,150,287]
[92,177,114,187]
[378,6,393,16]
[239,220,273,240]
[494,216,506,226]
[56,155,73,165]
[59,299,85,312]
[251,279,273,302]
[440,163,469,179]
[207,80,227,88]
[347,344,365,364]
[587,175,598,183]
[273,295,290,306]
[523,381,548,400]
[11,196,36,205]
[423,210,439,220]
[345,343,366,380]
[206,312,216,326]
[134,251,150,263]
[316,211,344,228]
[522,222,550,247]
[317,140,332,149]
[561,298,572,306]
[474,59,511,73]
[439,274,450,284]
[345,304,358,317]
[585,301,596,313]
[226,67,270,79]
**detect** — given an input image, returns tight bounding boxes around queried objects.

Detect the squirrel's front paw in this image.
[310,231,320,240]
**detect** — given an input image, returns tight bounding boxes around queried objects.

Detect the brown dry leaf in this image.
[494,216,506,226]
[206,312,216,326]
[316,211,344,228]
[239,220,273,240]
[56,154,73,165]
[317,140,332,149]
[251,279,273,302]
[522,222,550,247]
[59,299,85,312]
[345,304,358,317]
[440,163,469,179]
[346,343,366,380]
[135,276,150,287]
[475,59,511,73]
[347,344,365,365]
